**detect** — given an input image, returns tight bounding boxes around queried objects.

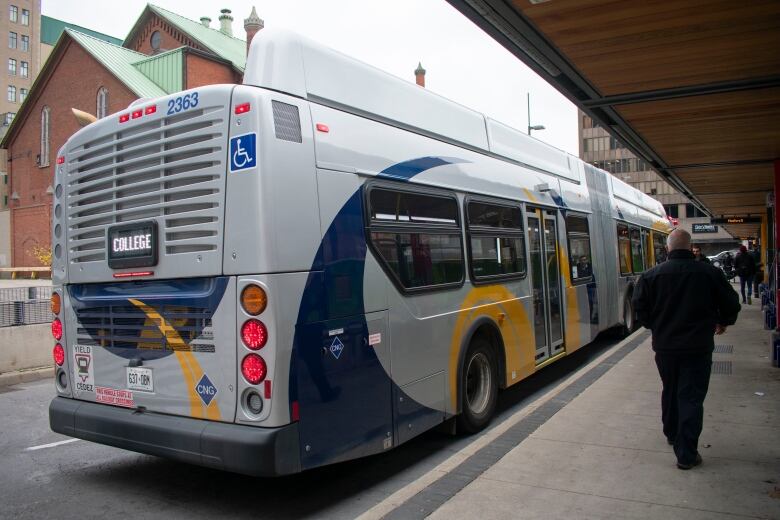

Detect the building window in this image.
[96,87,109,119]
[21,34,28,52]
[9,32,17,49]
[7,85,15,102]
[368,187,464,291]
[20,61,27,78]
[19,88,26,103]
[685,203,706,218]
[40,106,50,167]
[9,5,17,23]
[466,200,526,281]
[4,112,15,125]
[8,58,16,75]
[21,8,29,26]
[663,204,679,218]
[566,214,592,283]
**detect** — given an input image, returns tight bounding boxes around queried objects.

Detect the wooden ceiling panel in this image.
[616,88,780,166]
[516,0,780,95]
[676,164,773,195]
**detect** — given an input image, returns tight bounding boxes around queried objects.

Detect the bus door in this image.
[527,207,564,363]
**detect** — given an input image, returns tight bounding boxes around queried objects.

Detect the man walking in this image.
[692,245,710,263]
[632,229,740,469]
[735,245,757,304]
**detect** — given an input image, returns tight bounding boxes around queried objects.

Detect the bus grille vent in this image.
[73,304,216,353]
[65,105,226,265]
[272,100,302,143]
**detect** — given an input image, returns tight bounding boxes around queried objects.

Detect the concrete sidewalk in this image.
[429,296,780,519]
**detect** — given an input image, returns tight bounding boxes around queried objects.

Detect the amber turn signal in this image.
[51,293,61,315]
[241,284,267,315]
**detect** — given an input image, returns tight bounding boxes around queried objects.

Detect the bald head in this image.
[667,229,691,251]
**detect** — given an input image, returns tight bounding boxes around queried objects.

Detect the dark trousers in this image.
[739,274,754,301]
[654,352,712,465]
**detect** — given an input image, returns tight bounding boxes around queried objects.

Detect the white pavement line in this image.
[357,330,649,520]
[25,438,80,451]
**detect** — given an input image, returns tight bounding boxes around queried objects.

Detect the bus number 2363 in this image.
[167,92,199,115]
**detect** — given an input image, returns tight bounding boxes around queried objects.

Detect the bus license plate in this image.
[127,367,153,392]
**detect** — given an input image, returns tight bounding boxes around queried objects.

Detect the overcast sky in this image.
[42,0,579,155]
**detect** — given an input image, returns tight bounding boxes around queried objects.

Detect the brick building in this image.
[1,5,262,267]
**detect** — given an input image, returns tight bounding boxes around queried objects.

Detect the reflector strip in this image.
[113,271,154,278]
[264,380,272,399]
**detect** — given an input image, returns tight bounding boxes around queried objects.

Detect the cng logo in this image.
[195,373,218,405]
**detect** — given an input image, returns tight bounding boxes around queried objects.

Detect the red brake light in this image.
[56,156,65,165]
[241,319,268,350]
[316,123,329,133]
[51,318,63,341]
[53,344,65,366]
[241,354,267,384]
[131,110,143,119]
[235,103,251,114]
[119,114,130,123]
[144,105,157,115]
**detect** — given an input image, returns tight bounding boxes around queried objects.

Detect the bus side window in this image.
[368,187,464,291]
[630,227,644,273]
[466,200,525,281]
[617,223,631,275]
[653,232,667,264]
[566,214,592,283]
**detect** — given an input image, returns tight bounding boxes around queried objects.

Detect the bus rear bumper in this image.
[49,396,301,476]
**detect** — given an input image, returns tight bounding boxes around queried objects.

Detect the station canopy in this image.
[447,0,780,239]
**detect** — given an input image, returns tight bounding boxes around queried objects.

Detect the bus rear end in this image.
[48,84,318,476]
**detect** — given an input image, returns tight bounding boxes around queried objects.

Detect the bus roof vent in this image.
[272,100,302,143]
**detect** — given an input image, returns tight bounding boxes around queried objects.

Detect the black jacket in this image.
[632,249,741,354]
[734,251,757,277]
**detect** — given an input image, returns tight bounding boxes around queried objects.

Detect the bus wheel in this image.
[623,297,636,335]
[457,337,498,434]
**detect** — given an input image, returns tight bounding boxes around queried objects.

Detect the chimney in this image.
[200,16,211,28]
[244,6,264,56]
[414,62,426,87]
[218,8,233,37]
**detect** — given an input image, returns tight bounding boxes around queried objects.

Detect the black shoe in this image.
[676,453,702,470]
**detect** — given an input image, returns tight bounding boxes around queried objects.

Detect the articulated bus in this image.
[48,29,671,476]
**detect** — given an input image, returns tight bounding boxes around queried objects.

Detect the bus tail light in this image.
[241,285,267,315]
[53,344,65,366]
[241,319,267,350]
[241,354,267,384]
[51,293,61,315]
[51,318,63,341]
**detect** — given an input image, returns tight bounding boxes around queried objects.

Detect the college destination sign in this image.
[692,223,718,233]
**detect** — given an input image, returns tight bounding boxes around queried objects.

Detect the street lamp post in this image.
[527,92,545,135]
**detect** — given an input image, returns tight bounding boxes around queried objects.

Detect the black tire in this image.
[622,297,636,336]
[457,337,498,434]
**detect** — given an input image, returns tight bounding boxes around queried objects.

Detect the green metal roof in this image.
[132,48,184,93]
[66,30,168,98]
[146,4,246,72]
[41,15,122,46]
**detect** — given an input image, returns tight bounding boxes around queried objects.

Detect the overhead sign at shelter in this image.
[711,216,761,225]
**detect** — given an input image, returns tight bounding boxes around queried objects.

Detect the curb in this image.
[0,366,53,387]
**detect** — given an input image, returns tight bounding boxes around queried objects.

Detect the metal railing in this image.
[0,286,53,327]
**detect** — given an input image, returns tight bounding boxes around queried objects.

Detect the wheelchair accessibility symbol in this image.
[229,133,257,172]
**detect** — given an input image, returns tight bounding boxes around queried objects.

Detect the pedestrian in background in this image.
[632,229,740,470]
[692,245,710,263]
[735,245,757,304]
